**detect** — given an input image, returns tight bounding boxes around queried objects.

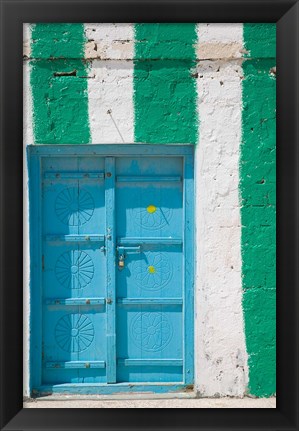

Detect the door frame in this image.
[28,144,195,395]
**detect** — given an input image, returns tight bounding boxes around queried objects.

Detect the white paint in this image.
[84,24,134,143]
[84,23,134,60]
[23,23,32,58]
[195,22,248,396]
[195,24,243,59]
[197,23,243,43]
[23,24,33,398]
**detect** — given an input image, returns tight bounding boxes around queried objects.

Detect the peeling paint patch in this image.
[84,23,134,60]
[195,42,243,60]
[23,24,33,58]
[85,40,134,60]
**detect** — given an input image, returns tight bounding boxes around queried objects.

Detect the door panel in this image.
[42,156,107,384]
[116,247,182,299]
[115,157,184,383]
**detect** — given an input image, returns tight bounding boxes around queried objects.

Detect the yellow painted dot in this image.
[148,266,156,274]
[147,204,157,213]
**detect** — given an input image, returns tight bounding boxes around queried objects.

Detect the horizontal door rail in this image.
[45,361,106,369]
[45,234,105,243]
[117,359,183,367]
[45,298,106,306]
[44,172,104,179]
[28,143,194,156]
[116,175,181,183]
[117,298,183,305]
[117,237,182,246]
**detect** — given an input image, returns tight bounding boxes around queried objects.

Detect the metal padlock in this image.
[118,254,125,269]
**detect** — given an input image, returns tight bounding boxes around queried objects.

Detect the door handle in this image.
[116,246,141,270]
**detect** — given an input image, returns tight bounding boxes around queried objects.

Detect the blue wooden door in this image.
[31,145,194,392]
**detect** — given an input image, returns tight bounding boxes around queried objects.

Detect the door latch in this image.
[118,254,125,269]
[116,246,141,270]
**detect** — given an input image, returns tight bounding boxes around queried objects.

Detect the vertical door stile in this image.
[105,157,116,383]
[183,154,195,385]
[30,152,43,390]
[76,158,80,380]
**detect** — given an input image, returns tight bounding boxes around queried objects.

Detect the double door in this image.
[30,146,194,392]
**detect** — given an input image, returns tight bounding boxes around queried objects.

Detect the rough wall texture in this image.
[241,24,276,397]
[23,23,276,398]
[134,24,198,144]
[30,24,90,144]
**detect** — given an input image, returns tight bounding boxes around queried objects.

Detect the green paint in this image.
[241,24,276,397]
[30,24,90,144]
[134,24,198,144]
[244,23,276,59]
[31,23,86,59]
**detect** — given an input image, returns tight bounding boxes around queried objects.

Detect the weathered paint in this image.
[196,23,243,60]
[241,23,276,397]
[84,23,134,60]
[134,24,198,144]
[195,24,248,397]
[30,24,90,144]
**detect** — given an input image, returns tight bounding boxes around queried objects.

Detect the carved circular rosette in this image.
[130,312,173,352]
[55,314,94,353]
[55,250,94,290]
[132,252,173,291]
[130,191,172,230]
[55,187,94,226]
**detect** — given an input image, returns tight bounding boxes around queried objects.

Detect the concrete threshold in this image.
[24,395,276,408]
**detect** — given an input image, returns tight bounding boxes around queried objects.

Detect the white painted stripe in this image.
[197,23,243,43]
[195,24,248,396]
[23,25,34,145]
[23,23,32,58]
[85,23,134,60]
[84,24,134,143]
[23,23,33,397]
[195,23,243,59]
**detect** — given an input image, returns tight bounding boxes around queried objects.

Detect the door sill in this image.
[33,383,194,397]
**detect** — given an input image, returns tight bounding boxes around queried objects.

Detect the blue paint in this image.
[28,144,194,394]
[105,156,117,383]
[29,144,194,156]
[28,152,43,391]
[35,383,193,396]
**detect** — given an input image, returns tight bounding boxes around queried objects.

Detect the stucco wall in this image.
[23,23,276,398]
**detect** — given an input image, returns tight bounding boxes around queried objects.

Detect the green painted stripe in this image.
[241,23,276,397]
[30,24,90,144]
[134,24,198,144]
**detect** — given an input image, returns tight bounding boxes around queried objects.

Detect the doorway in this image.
[28,144,194,395]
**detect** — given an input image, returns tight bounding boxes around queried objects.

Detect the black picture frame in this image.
[0,1,298,430]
